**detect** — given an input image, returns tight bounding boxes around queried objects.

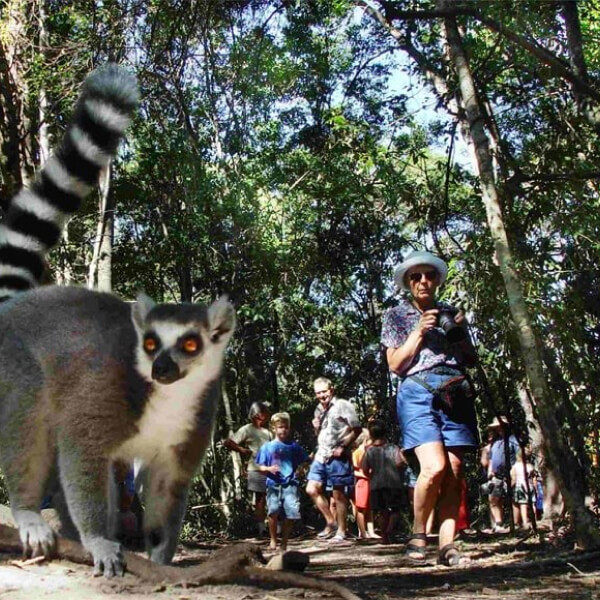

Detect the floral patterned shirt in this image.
[380,298,462,376]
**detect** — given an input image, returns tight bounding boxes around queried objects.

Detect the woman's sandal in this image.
[404,532,427,563]
[437,543,471,566]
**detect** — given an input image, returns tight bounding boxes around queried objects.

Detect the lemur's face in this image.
[132,295,236,386]
[142,324,205,384]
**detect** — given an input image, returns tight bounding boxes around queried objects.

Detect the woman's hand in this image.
[416,309,439,335]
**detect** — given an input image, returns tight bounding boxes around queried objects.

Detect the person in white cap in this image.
[381,250,478,566]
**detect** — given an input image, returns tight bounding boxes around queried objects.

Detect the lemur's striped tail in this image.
[0,64,139,303]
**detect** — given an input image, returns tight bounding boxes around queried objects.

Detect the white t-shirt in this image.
[232,423,272,472]
[314,397,361,463]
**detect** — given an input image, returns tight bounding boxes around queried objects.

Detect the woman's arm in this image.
[222,438,252,457]
[386,309,438,375]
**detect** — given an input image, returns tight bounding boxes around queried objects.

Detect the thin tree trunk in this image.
[560,0,600,130]
[87,166,113,291]
[37,0,50,165]
[0,2,28,209]
[517,387,556,519]
[97,166,113,292]
[221,382,242,501]
[439,1,599,548]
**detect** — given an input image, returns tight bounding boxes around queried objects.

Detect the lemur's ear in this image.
[131,293,156,330]
[207,295,236,344]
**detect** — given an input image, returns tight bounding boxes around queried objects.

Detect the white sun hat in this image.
[393,251,448,291]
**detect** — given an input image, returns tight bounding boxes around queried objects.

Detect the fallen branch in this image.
[566,561,595,577]
[10,555,47,568]
[0,524,360,600]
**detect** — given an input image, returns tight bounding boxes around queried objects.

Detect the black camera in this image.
[438,309,467,344]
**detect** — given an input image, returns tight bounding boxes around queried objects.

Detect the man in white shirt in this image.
[306,377,362,542]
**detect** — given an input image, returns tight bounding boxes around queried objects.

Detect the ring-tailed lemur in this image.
[0,65,235,577]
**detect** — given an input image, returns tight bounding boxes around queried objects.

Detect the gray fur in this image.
[0,65,236,577]
[0,286,235,575]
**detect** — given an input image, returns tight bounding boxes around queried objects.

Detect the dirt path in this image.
[2,530,599,599]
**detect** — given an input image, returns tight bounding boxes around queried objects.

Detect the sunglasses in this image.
[408,270,437,283]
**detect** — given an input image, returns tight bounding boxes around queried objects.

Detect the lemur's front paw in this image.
[85,537,125,577]
[15,510,56,558]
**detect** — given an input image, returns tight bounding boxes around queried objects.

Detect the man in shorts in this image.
[306,377,362,543]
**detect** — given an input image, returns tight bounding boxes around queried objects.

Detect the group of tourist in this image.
[224,251,541,563]
[480,415,543,533]
[225,376,407,551]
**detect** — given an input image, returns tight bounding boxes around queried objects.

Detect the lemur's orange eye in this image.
[144,337,158,353]
[183,338,199,353]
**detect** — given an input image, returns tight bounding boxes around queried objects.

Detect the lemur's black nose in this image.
[151,352,181,384]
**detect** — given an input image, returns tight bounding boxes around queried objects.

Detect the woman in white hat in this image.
[381,251,478,566]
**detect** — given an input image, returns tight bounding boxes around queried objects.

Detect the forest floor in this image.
[1,523,600,600]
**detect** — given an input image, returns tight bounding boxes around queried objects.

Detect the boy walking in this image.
[256,413,308,551]
[360,419,407,544]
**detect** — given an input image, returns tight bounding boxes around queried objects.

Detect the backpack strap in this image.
[404,374,438,396]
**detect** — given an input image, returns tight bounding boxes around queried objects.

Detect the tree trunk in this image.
[560,0,600,130]
[87,166,113,291]
[36,0,50,165]
[439,0,599,548]
[221,382,242,500]
[97,167,114,292]
[0,1,29,210]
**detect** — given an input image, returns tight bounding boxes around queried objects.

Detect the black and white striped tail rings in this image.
[0,64,139,303]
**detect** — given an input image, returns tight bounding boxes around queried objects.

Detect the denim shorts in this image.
[397,370,478,452]
[307,457,354,488]
[266,484,301,520]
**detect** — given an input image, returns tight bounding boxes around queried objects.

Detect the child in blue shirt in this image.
[256,412,308,551]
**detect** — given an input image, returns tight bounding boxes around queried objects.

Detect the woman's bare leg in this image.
[410,442,447,556]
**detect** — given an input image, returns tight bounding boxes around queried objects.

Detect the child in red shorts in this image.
[352,430,378,539]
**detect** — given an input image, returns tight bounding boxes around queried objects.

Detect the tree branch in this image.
[365,0,600,104]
